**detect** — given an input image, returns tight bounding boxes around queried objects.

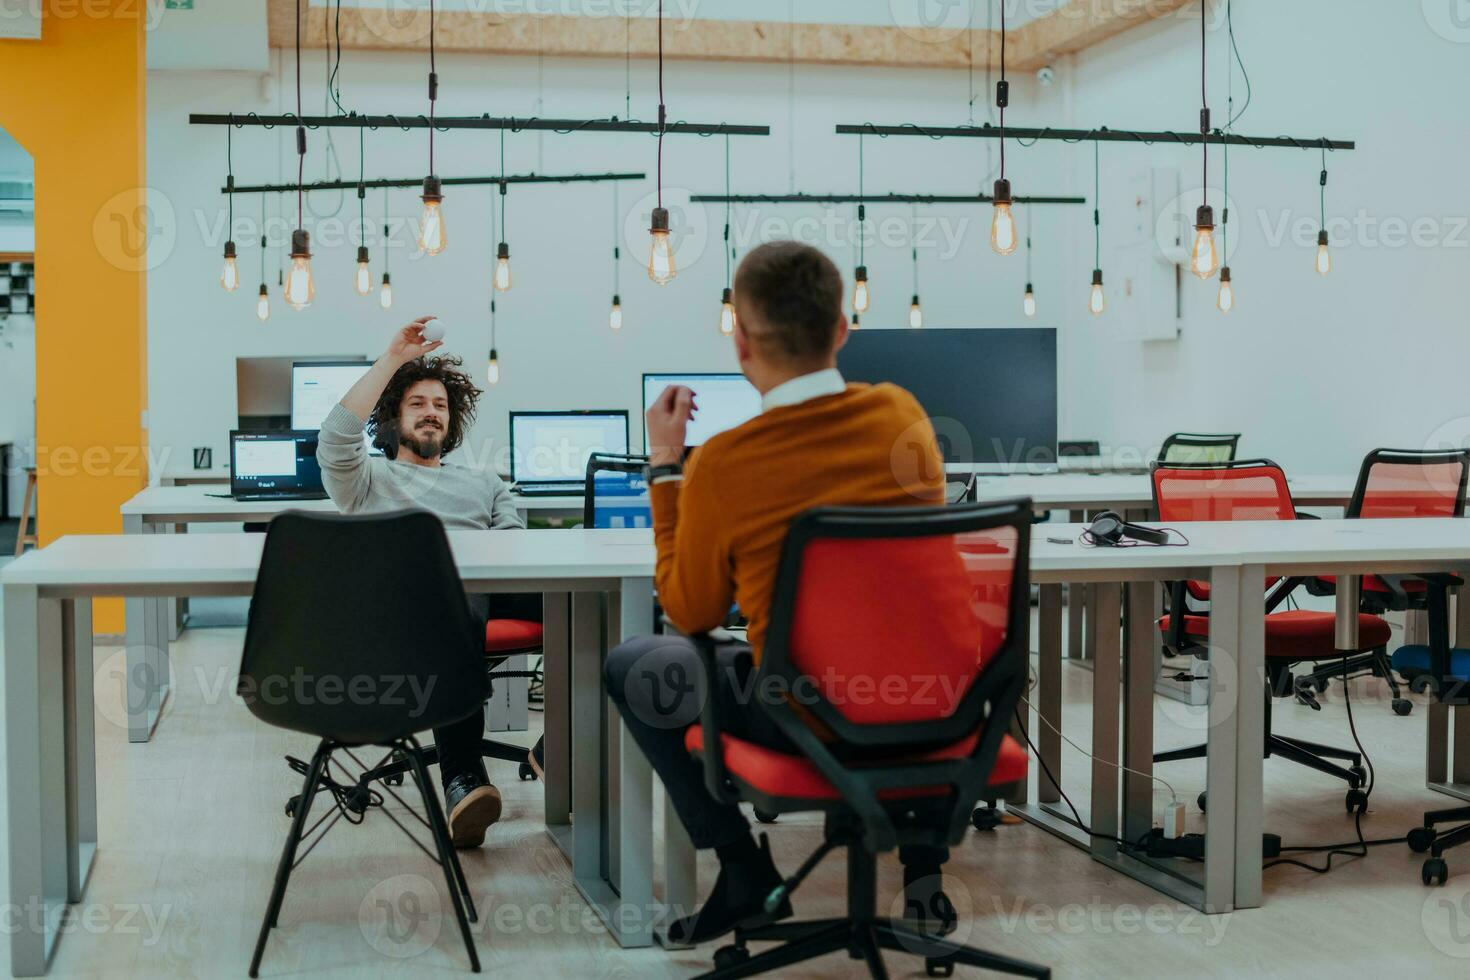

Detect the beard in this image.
[398,420,445,460]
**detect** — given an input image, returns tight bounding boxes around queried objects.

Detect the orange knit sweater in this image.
[650,382,946,661]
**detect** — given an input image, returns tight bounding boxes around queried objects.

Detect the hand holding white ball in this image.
[420,318,446,343]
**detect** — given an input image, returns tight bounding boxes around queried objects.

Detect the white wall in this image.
[146,44,1065,471]
[1056,0,1470,472]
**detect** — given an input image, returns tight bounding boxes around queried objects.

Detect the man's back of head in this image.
[733,241,848,389]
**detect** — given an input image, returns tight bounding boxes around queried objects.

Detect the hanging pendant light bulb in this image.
[380,272,393,310]
[1315,230,1331,276]
[852,266,870,314]
[379,214,393,309]
[1190,205,1219,279]
[1217,266,1234,313]
[1089,269,1106,316]
[1023,283,1037,318]
[354,246,372,295]
[487,347,501,385]
[285,229,315,310]
[610,294,623,331]
[256,283,270,322]
[648,207,676,285]
[719,287,736,335]
[418,176,446,256]
[991,179,1018,256]
[494,241,513,293]
[220,240,239,292]
[909,295,923,329]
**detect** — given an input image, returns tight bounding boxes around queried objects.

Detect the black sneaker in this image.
[665,835,792,946]
[443,773,503,849]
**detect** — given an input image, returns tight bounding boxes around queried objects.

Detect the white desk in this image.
[966,472,1359,513]
[1,529,672,976]
[118,486,587,742]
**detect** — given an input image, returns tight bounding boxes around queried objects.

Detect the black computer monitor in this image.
[838,328,1058,466]
[641,373,762,448]
[509,411,631,488]
[229,430,326,500]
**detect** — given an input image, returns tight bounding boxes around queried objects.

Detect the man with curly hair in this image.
[317,316,524,848]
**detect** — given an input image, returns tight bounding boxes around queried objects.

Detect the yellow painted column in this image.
[0,4,149,634]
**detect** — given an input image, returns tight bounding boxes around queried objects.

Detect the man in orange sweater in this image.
[605,241,949,946]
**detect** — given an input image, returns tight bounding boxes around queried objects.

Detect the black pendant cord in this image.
[490,297,497,348]
[358,126,366,249]
[225,117,234,238]
[612,182,620,295]
[383,187,390,276]
[966,0,975,125]
[998,0,1006,182]
[911,205,919,297]
[428,0,437,177]
[295,0,304,231]
[499,128,507,244]
[656,0,665,210]
[1026,225,1033,281]
[1320,145,1328,232]
[259,194,267,283]
[1200,0,1208,210]
[1093,141,1101,269]
[1226,0,1251,129]
[624,6,632,121]
[723,133,732,288]
[857,133,865,268]
[328,0,346,115]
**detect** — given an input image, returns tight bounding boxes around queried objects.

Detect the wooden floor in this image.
[6,621,1470,978]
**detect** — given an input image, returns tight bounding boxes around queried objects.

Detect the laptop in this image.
[229,430,330,501]
[510,411,631,496]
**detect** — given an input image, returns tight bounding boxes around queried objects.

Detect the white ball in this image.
[421,318,446,343]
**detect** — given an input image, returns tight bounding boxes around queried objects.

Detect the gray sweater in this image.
[316,403,525,530]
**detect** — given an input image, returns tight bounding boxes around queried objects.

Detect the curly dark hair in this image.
[367,355,483,459]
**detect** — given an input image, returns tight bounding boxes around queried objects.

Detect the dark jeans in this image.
[433,593,542,787]
[604,634,947,869]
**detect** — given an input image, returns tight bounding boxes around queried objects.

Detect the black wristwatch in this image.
[645,462,684,484]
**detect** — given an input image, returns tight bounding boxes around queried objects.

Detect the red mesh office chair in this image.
[1301,448,1470,715]
[683,499,1048,980]
[1152,460,1392,814]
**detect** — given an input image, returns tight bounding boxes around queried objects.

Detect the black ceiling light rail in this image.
[689,192,1086,205]
[190,113,769,137]
[833,122,1354,151]
[222,171,647,195]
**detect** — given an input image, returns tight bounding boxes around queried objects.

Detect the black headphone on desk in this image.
[1084,511,1173,547]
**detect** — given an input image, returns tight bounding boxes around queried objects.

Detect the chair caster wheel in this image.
[1348,765,1367,788]
[1423,858,1449,886]
[284,796,299,818]
[926,956,957,977]
[519,762,537,782]
[754,808,778,825]
[1197,792,1207,813]
[713,944,750,970]
[970,806,1002,832]
[1345,789,1369,814]
[384,773,405,787]
[1393,699,1413,716]
[1408,827,1437,853]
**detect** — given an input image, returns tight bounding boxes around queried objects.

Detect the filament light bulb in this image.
[990,179,1018,256]
[379,272,393,310]
[1190,205,1219,280]
[494,242,513,293]
[1217,267,1234,313]
[853,266,870,314]
[487,348,501,386]
[1315,230,1331,276]
[1023,283,1037,318]
[285,230,315,310]
[719,287,736,335]
[1089,269,1106,316]
[647,207,676,285]
[418,176,446,256]
[220,241,239,292]
[610,294,623,331]
[255,284,270,322]
[909,294,923,329]
[354,246,372,296]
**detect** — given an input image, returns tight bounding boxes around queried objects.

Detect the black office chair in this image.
[684,499,1047,979]
[240,510,485,976]
[1158,432,1241,464]
[584,452,652,529]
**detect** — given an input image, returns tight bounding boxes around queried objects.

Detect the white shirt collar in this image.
[761,368,846,413]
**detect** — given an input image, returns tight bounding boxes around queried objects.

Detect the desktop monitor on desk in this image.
[291,361,373,430]
[641,372,762,449]
[510,411,630,492]
[838,328,1058,469]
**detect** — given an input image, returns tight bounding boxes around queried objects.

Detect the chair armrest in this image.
[685,632,744,806]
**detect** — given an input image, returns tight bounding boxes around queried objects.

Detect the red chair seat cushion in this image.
[684,725,1027,803]
[1316,574,1429,595]
[485,618,544,653]
[1159,610,1392,659]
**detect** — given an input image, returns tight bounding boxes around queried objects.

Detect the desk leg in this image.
[570,592,604,883]
[65,600,99,902]
[542,592,571,828]
[1067,511,1086,660]
[1037,584,1063,805]
[1089,583,1122,856]
[121,515,169,743]
[1123,583,1156,845]
[616,576,657,946]
[4,585,74,976]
